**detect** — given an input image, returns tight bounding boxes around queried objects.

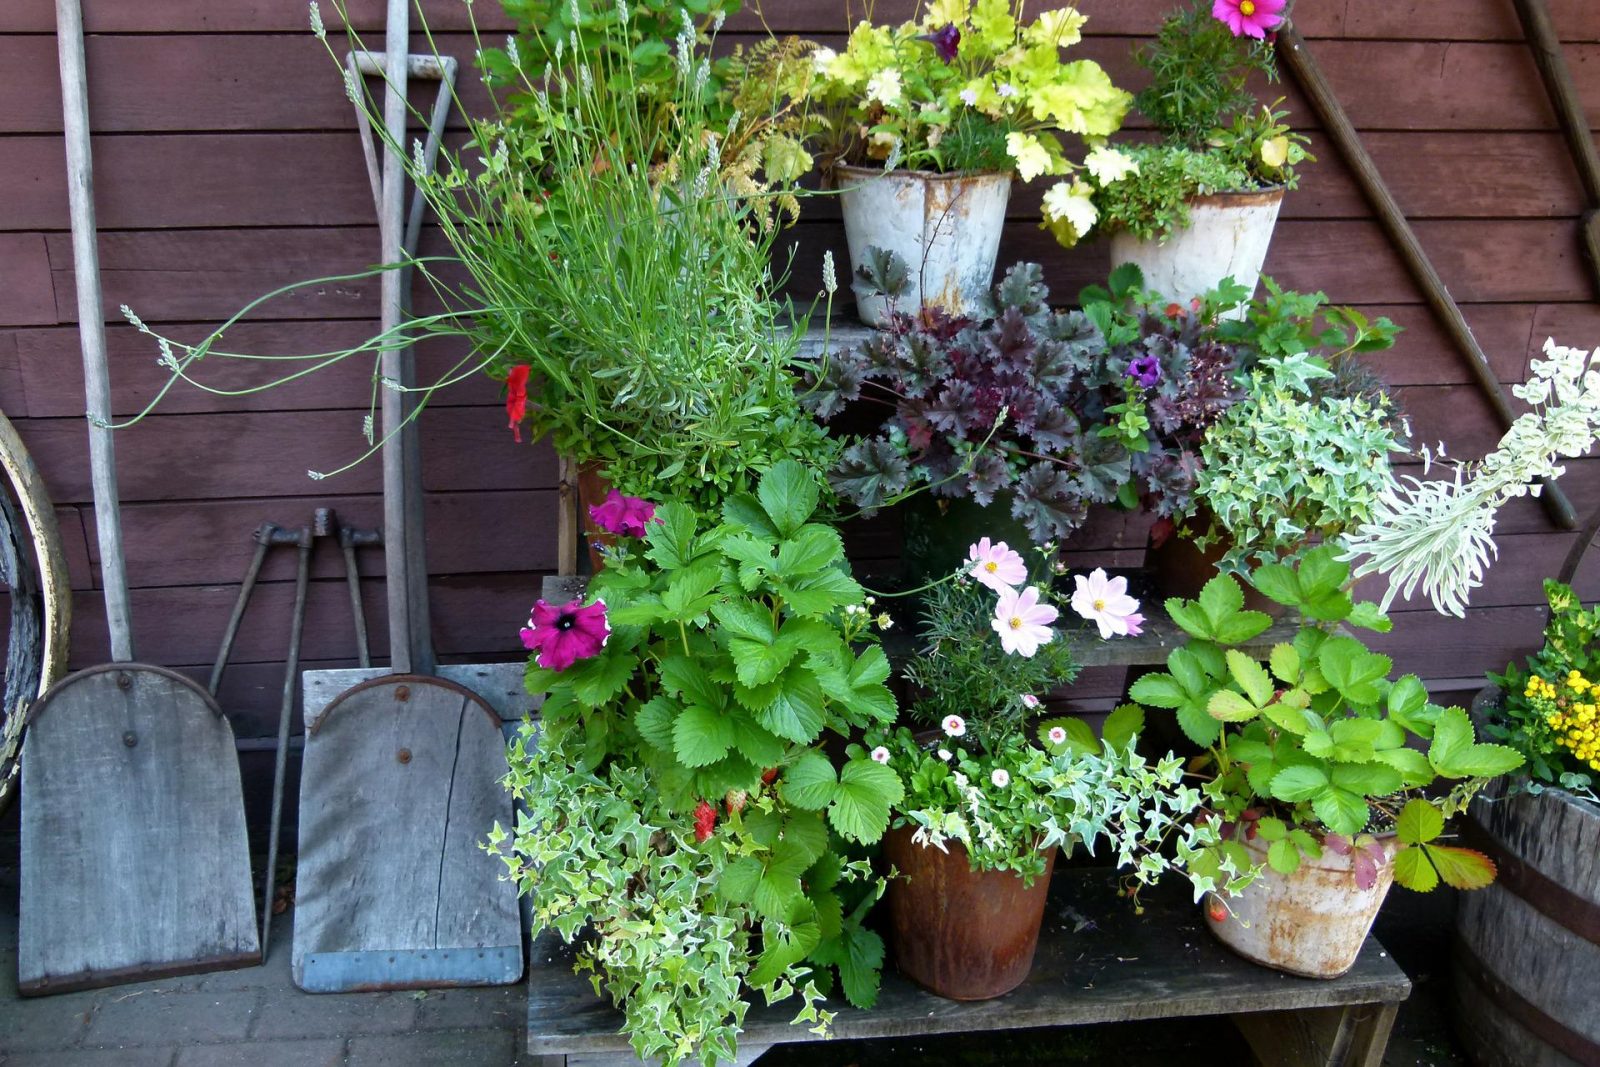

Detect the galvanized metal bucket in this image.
[837,165,1012,328]
[883,825,1055,1000]
[1206,831,1396,979]
[1109,187,1285,320]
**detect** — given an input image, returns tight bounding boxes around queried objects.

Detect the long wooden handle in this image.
[1280,25,1578,531]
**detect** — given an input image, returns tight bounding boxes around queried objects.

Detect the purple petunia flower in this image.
[1126,355,1162,388]
[924,23,960,62]
[521,597,610,671]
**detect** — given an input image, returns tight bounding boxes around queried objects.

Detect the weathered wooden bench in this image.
[525,868,1412,1067]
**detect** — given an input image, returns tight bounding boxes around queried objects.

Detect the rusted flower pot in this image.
[1205,832,1396,978]
[576,462,613,573]
[1109,187,1285,321]
[1145,516,1284,618]
[883,825,1054,1000]
[836,165,1012,328]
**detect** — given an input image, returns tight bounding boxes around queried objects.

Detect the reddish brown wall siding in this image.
[1,0,1598,822]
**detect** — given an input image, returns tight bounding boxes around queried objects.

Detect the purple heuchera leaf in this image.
[965,452,1011,507]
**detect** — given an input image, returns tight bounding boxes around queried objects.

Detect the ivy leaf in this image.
[828,758,903,844]
[673,703,735,768]
[781,751,838,810]
[758,459,821,538]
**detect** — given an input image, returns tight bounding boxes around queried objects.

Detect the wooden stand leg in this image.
[1235,1002,1402,1067]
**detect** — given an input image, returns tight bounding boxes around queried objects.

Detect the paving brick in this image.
[412,985,526,1031]
[248,990,417,1041]
[82,991,258,1048]
[346,1028,516,1067]
[175,1038,345,1067]
[0,1047,178,1066]
[0,991,97,1052]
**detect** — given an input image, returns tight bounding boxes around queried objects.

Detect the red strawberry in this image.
[693,800,717,843]
[1206,899,1228,924]
[760,767,779,785]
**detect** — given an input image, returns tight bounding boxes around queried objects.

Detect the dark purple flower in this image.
[521,597,610,671]
[1126,355,1161,389]
[923,23,960,62]
[588,489,656,538]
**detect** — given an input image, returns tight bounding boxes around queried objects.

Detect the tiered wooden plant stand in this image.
[525,867,1411,1067]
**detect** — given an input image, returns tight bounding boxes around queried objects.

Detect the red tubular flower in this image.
[519,597,610,671]
[588,489,657,538]
[505,365,531,442]
[694,800,717,842]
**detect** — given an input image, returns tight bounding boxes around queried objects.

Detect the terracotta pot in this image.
[836,165,1012,328]
[1109,187,1285,322]
[883,825,1054,1000]
[576,463,613,574]
[1205,832,1397,978]
[1145,518,1284,618]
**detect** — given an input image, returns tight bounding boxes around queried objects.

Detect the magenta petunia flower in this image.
[922,23,961,62]
[588,490,656,538]
[992,585,1059,657]
[967,536,1027,593]
[520,597,610,671]
[1212,0,1285,39]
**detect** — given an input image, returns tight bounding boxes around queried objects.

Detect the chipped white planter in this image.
[1109,187,1285,321]
[1205,832,1397,979]
[836,164,1012,328]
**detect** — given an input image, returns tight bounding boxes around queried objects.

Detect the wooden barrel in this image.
[1453,784,1600,1067]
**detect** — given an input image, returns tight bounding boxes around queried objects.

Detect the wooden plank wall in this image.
[0,0,1598,830]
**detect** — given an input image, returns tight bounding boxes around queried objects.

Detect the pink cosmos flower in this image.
[942,715,967,738]
[1212,0,1285,39]
[870,745,891,764]
[992,585,1059,657]
[588,490,656,538]
[1071,568,1142,640]
[520,597,610,671]
[1020,693,1040,709]
[1125,613,1145,637]
[967,536,1027,593]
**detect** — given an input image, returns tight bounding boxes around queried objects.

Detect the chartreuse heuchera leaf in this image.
[1126,551,1523,891]
[506,461,901,1067]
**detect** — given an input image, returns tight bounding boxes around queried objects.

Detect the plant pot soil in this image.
[1205,831,1396,979]
[883,824,1055,1000]
[1109,187,1285,321]
[836,165,1012,329]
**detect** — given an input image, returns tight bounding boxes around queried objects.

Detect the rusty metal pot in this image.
[883,825,1055,1000]
[1205,831,1397,978]
[1109,187,1286,321]
[836,165,1012,328]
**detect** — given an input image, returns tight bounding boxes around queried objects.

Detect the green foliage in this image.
[1192,355,1406,574]
[1127,547,1523,893]
[1488,578,1600,798]
[867,727,1248,899]
[1133,1,1275,145]
[512,463,899,1064]
[902,554,1079,754]
[1090,142,1256,242]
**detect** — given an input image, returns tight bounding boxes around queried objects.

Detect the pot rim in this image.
[832,162,1015,183]
[1185,185,1287,208]
[1233,823,1398,875]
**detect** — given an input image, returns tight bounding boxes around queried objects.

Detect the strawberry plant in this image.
[498,461,902,1065]
[1129,546,1524,892]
